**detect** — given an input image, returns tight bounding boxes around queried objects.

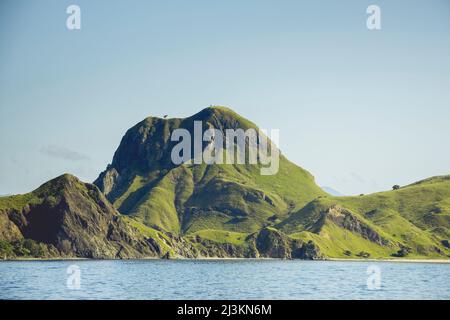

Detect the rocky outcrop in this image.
[322,206,388,246]
[242,228,323,259]
[161,233,199,258]
[0,211,23,242]
[292,240,323,260]
[192,237,258,258]
[95,166,119,197]
[254,228,292,258]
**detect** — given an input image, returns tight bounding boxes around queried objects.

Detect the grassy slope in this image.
[122,216,174,254]
[126,158,324,235]
[338,176,450,234]
[290,224,394,258]
[278,176,450,259]
[0,193,41,211]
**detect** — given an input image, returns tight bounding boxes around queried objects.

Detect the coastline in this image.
[327,257,450,264]
[2,256,450,263]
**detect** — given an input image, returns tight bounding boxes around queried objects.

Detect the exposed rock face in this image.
[254,228,292,259]
[239,228,323,260]
[94,115,187,201]
[292,240,323,260]
[0,212,23,242]
[194,238,258,258]
[161,233,199,258]
[97,167,119,196]
[322,206,388,246]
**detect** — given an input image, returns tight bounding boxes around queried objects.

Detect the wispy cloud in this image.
[40,145,90,161]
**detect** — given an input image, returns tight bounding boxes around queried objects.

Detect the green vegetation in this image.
[0,193,41,211]
[0,240,14,258]
[289,223,394,259]
[187,229,248,245]
[282,175,450,259]
[123,216,173,254]
[0,239,52,259]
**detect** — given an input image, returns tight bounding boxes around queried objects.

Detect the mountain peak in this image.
[54,173,80,183]
[140,106,237,123]
[34,173,82,194]
[94,107,324,234]
[198,105,236,116]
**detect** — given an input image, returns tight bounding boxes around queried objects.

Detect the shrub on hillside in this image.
[391,246,412,257]
[356,251,371,258]
[0,240,15,259]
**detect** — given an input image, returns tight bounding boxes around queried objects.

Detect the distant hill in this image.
[1,107,449,260]
[278,175,450,258]
[321,186,344,196]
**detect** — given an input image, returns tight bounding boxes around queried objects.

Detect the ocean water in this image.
[0,259,449,300]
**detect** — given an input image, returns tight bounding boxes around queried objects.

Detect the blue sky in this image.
[1,0,449,195]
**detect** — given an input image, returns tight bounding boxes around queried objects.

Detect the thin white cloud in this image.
[40,145,90,161]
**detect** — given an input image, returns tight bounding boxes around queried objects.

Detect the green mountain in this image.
[94,107,325,235]
[1,106,449,260]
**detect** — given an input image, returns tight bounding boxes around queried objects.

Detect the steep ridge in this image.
[0,174,187,259]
